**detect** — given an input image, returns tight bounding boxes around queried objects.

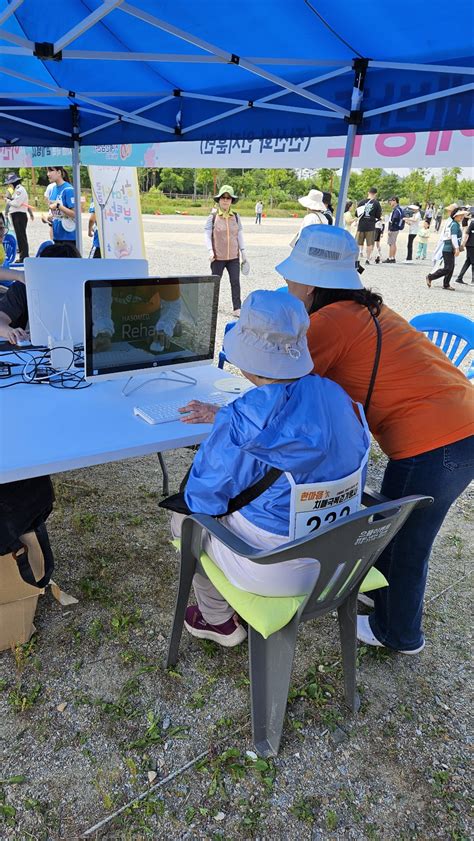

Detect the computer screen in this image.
[84,276,220,381]
[24,258,149,346]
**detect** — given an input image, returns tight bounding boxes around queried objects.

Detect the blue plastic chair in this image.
[217,320,237,369]
[1,233,17,267]
[218,289,289,369]
[410,312,474,375]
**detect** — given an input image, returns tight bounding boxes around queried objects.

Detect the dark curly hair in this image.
[39,243,81,259]
[309,286,383,317]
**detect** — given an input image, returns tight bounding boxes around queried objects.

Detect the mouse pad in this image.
[213,377,253,394]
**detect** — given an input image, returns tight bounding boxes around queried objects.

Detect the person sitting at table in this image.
[180,226,474,656]
[170,289,370,647]
[0,243,80,344]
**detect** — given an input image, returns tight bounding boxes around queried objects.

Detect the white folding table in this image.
[0,364,237,483]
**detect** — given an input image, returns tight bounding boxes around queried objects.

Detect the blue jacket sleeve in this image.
[184,403,266,515]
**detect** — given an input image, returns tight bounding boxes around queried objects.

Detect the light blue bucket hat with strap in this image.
[223,289,313,380]
[276,224,363,290]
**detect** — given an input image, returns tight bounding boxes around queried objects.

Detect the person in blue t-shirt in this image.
[88,202,101,258]
[46,167,76,244]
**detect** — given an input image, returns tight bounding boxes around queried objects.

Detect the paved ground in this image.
[0,216,472,841]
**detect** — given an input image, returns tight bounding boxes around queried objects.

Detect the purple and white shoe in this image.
[184,605,247,647]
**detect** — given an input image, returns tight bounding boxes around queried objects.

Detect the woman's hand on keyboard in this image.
[179,400,219,424]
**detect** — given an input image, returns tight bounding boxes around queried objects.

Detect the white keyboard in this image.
[133,391,233,425]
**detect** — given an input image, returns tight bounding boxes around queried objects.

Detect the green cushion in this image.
[172,540,388,640]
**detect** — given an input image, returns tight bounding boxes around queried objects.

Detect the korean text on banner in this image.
[88,166,146,260]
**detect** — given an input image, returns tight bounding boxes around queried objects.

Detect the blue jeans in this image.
[370,435,474,651]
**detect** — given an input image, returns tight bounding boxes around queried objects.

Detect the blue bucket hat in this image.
[275,224,363,289]
[223,290,313,380]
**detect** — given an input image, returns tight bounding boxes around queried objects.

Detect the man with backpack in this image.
[384,196,404,263]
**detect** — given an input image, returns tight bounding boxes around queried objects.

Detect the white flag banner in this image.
[88,166,146,260]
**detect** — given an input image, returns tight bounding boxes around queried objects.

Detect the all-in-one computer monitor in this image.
[84,275,220,383]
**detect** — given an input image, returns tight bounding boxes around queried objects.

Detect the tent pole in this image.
[335,59,368,228]
[70,105,82,253]
[335,124,357,227]
[72,139,82,254]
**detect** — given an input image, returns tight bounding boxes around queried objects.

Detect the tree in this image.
[402,169,428,202]
[438,168,462,204]
[158,168,184,195]
[195,168,214,195]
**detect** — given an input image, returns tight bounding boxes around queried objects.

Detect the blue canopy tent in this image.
[0,0,472,237]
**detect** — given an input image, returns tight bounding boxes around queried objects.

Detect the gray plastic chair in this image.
[166,492,432,756]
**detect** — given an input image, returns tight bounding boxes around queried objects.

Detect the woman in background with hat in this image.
[4,172,31,262]
[298,188,329,229]
[172,289,370,647]
[404,202,422,263]
[275,224,474,656]
[204,185,249,317]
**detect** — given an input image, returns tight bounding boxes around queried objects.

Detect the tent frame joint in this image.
[229,53,240,65]
[34,41,62,61]
[173,89,181,97]
[352,57,370,74]
[346,109,364,126]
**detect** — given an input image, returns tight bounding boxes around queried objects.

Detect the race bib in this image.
[287,467,364,541]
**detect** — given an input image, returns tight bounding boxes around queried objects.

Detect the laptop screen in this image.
[84,276,220,381]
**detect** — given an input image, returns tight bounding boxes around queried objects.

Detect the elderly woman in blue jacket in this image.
[172,290,370,648]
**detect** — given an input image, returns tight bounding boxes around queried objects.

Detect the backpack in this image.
[392,206,405,231]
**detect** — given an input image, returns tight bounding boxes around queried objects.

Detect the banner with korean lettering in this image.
[1,131,472,169]
[80,130,474,169]
[88,166,146,260]
[0,146,72,167]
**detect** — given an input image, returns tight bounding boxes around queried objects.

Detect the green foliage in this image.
[25,164,474,216]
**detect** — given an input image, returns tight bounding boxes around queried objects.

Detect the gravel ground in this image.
[0,217,472,840]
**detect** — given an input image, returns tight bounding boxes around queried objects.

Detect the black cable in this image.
[0,347,90,389]
[303,0,364,58]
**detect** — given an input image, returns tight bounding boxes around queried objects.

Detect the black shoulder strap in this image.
[224,466,282,515]
[364,312,382,415]
[161,464,283,517]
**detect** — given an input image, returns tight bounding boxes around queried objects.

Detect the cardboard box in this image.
[0,533,45,652]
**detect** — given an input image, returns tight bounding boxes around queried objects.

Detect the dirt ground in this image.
[0,217,473,840]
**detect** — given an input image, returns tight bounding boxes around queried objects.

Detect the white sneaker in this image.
[357,615,425,654]
[404,259,413,264]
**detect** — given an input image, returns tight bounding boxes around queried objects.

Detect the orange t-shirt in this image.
[308,302,474,460]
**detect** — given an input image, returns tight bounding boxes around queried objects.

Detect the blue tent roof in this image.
[0,0,472,147]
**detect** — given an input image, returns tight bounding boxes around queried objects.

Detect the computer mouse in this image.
[15,339,32,348]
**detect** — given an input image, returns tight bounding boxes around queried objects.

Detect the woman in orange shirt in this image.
[275,225,474,655]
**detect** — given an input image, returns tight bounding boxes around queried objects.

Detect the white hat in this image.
[275,224,363,290]
[298,189,326,212]
[223,290,313,380]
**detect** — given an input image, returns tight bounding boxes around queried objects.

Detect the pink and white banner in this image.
[0,130,472,168]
